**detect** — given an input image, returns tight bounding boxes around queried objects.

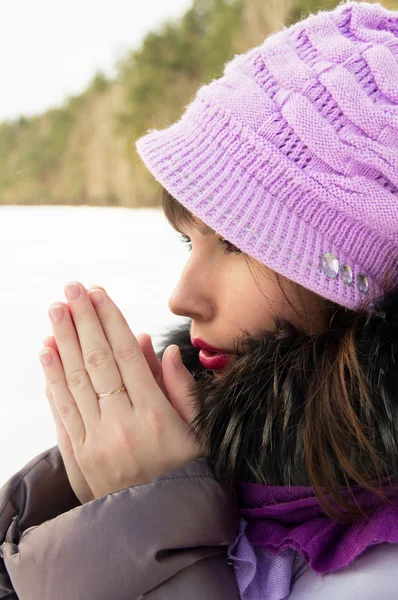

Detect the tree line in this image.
[0,0,395,207]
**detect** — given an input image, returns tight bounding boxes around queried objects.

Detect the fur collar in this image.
[156,286,398,487]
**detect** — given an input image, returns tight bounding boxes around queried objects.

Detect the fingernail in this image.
[89,284,106,292]
[65,282,81,301]
[49,303,64,322]
[39,350,53,366]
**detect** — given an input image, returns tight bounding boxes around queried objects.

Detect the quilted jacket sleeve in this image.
[0,446,240,600]
[0,447,80,599]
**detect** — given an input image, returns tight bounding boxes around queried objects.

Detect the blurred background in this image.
[1,0,396,485]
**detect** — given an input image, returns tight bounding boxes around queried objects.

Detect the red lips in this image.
[197,350,231,370]
[191,337,233,371]
[191,337,231,354]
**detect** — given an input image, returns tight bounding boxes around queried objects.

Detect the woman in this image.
[1,1,398,598]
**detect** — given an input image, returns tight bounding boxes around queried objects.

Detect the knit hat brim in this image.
[136,97,383,310]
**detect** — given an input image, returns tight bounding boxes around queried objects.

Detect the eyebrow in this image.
[174,220,216,236]
[196,222,216,236]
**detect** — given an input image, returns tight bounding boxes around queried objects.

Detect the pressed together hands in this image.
[39,282,207,505]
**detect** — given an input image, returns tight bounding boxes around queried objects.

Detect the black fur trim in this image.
[156,287,398,486]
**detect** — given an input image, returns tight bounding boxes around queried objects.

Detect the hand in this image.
[40,282,206,503]
[43,305,169,505]
[44,328,175,505]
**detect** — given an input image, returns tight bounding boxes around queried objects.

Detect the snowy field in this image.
[0,205,190,486]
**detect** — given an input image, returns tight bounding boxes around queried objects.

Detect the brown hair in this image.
[162,186,398,522]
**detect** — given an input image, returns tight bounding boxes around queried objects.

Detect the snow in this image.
[0,205,190,486]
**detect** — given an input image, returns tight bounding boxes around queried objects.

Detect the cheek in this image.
[222,270,277,330]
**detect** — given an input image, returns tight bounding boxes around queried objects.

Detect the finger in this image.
[161,345,199,425]
[86,287,158,408]
[136,333,169,398]
[63,282,131,414]
[45,382,94,504]
[46,380,66,432]
[48,296,101,424]
[40,346,86,443]
[162,345,208,456]
[45,306,80,357]
[44,336,60,357]
[46,380,78,459]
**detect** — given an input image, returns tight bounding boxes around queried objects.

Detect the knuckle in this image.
[98,309,115,325]
[77,308,93,322]
[46,373,62,386]
[66,367,90,393]
[145,407,166,436]
[57,402,73,420]
[85,347,112,372]
[113,342,140,365]
[79,439,102,469]
[113,425,136,450]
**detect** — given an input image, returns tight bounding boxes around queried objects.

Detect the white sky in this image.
[0,0,193,123]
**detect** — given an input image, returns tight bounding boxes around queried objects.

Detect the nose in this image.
[168,262,214,320]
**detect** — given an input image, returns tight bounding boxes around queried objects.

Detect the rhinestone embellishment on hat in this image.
[322,253,339,278]
[322,253,369,294]
[340,264,353,286]
[357,273,369,294]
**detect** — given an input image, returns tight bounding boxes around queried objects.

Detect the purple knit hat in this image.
[136,1,398,311]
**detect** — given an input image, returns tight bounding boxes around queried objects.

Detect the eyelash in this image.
[179,234,242,255]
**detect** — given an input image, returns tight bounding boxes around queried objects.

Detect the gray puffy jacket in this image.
[1,445,397,599]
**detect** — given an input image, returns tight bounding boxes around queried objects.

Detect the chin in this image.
[213,369,227,378]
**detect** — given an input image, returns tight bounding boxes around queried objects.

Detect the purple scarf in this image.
[227,480,398,600]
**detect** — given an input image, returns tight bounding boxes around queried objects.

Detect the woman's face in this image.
[168,217,327,375]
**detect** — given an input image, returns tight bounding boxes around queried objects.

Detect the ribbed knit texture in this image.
[136,1,398,310]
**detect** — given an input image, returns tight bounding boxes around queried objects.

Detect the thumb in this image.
[136,332,168,398]
[162,345,198,425]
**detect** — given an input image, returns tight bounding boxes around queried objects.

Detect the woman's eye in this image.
[219,238,242,255]
[179,234,241,255]
[180,234,192,250]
